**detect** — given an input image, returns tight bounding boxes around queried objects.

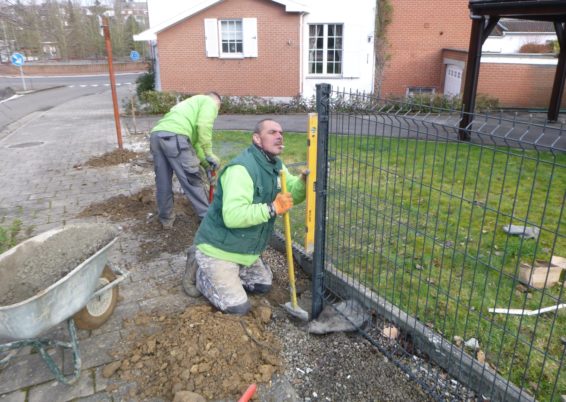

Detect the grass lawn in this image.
[214,130,565,400]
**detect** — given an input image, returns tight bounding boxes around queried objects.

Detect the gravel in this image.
[0,223,118,306]
[263,248,438,401]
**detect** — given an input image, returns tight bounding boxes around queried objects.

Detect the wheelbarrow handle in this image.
[90,265,129,299]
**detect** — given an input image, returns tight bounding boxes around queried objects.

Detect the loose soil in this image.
[77,189,451,401]
[0,224,117,306]
[116,303,281,401]
[83,149,146,168]
[78,187,198,260]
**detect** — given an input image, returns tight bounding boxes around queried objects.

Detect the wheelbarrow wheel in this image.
[73,266,118,330]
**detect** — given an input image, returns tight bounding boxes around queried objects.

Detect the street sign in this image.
[10,53,25,67]
[130,50,140,62]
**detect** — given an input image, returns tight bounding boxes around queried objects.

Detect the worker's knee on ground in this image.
[224,300,251,315]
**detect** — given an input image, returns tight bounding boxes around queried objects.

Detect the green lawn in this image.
[214,130,565,400]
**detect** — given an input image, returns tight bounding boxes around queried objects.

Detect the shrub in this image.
[550,39,560,54]
[519,42,553,54]
[128,91,500,117]
[135,64,155,96]
[138,91,190,114]
[221,96,279,114]
[475,93,500,113]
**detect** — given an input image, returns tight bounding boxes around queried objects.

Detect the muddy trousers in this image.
[191,248,273,315]
[149,131,209,221]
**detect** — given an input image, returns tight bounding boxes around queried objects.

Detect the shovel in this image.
[280,170,309,321]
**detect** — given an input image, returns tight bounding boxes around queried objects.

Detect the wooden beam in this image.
[459,17,484,141]
[481,17,500,44]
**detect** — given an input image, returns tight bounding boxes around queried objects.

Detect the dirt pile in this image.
[114,303,281,401]
[78,187,198,259]
[83,149,145,168]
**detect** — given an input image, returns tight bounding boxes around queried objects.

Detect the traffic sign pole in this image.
[19,66,27,91]
[10,53,27,91]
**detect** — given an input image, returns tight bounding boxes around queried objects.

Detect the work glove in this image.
[300,169,310,182]
[272,192,293,216]
[206,156,220,171]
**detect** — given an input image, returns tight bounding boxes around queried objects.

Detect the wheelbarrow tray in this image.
[0,226,118,341]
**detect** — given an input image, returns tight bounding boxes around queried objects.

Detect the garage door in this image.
[444,64,463,98]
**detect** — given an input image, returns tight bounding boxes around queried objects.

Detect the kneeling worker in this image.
[183,119,306,314]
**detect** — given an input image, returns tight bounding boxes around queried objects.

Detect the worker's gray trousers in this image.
[190,247,273,315]
[149,131,209,221]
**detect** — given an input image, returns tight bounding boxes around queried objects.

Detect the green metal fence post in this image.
[312,83,331,319]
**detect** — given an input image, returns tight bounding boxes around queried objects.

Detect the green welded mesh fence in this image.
[311,84,566,401]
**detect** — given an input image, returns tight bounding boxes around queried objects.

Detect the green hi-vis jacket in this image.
[151,94,218,163]
[195,145,305,266]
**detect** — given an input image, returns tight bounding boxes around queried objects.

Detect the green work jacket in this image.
[195,145,305,265]
[151,94,218,163]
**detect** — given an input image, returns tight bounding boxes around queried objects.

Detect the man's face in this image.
[253,120,284,156]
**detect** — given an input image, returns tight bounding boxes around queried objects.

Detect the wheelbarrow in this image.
[0,225,128,385]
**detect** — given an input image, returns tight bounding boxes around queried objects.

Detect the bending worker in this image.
[150,92,221,229]
[183,119,307,314]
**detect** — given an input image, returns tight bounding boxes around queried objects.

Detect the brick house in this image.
[135,0,376,99]
[137,0,562,109]
[378,0,563,109]
[376,0,472,99]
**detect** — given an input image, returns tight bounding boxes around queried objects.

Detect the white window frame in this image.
[308,23,343,76]
[220,19,244,58]
[204,18,258,59]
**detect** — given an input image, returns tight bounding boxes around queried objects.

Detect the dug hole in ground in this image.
[72,148,468,401]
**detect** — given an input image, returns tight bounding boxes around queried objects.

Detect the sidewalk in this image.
[0,87,166,401]
[0,90,310,402]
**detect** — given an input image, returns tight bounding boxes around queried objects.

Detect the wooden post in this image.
[459,17,484,141]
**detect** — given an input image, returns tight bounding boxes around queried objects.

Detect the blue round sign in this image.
[10,53,25,67]
[129,50,140,62]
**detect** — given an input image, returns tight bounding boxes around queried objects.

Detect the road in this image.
[0,72,142,135]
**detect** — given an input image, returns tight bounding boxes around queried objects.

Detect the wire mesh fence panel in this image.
[313,85,566,401]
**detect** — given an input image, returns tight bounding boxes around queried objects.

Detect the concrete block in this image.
[28,369,94,402]
[74,392,112,402]
[0,390,27,402]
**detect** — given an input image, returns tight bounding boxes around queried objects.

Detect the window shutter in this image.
[204,18,219,58]
[243,18,258,57]
[342,24,361,78]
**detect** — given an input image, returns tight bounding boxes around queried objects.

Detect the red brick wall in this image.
[379,0,471,97]
[478,62,566,108]
[158,0,300,97]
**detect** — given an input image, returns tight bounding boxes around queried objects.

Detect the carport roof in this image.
[459,0,566,135]
[469,0,566,20]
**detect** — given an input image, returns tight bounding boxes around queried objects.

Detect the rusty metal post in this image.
[102,17,123,149]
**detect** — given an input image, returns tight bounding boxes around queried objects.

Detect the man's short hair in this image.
[253,118,277,134]
[206,91,221,102]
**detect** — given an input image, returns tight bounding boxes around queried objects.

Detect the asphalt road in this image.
[0,72,142,135]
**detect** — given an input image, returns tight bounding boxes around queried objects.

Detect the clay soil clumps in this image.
[117,303,280,401]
